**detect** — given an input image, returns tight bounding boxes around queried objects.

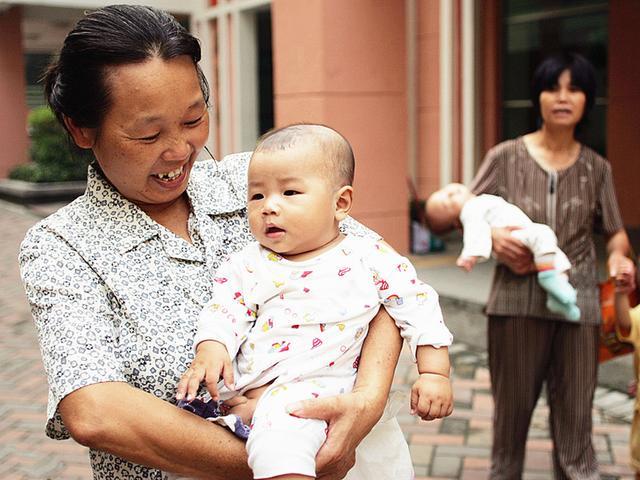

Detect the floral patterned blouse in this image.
[19,153,372,479]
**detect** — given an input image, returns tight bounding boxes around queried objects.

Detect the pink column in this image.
[608,0,640,228]
[0,6,28,178]
[271,0,409,251]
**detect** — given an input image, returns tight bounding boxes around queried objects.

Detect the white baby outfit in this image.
[459,194,571,271]
[195,235,453,479]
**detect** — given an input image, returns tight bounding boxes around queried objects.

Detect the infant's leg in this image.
[247,379,342,479]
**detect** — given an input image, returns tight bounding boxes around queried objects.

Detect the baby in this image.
[426,183,580,321]
[177,124,454,480]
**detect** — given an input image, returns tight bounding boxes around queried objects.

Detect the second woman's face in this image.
[539,69,586,130]
[89,55,209,209]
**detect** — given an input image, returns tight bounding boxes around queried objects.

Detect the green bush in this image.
[9,107,93,182]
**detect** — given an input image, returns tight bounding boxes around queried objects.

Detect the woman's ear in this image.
[63,115,96,149]
[334,185,354,222]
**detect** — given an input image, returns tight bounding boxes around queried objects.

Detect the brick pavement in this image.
[0,200,636,479]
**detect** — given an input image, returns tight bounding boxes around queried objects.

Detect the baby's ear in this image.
[334,185,353,222]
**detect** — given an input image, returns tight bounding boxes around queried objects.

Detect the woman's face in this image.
[539,69,586,130]
[87,55,209,209]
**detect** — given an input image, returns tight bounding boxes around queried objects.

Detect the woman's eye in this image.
[283,190,299,196]
[185,115,204,126]
[250,193,264,201]
[138,133,160,142]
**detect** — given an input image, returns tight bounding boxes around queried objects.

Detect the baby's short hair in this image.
[254,123,355,188]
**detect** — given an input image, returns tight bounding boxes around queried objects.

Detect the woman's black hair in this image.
[43,4,209,134]
[531,52,597,130]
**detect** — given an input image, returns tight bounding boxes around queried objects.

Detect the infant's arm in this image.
[411,345,453,421]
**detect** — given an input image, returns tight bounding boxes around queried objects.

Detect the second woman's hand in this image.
[491,226,536,274]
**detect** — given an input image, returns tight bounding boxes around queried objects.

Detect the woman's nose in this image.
[162,134,191,160]
[557,88,569,101]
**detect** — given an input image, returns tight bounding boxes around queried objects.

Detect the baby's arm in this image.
[411,345,453,420]
[178,252,257,401]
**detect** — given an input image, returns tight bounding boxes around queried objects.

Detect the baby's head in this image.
[247,123,354,259]
[425,183,473,234]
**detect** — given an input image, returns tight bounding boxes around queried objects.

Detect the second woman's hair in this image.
[531,52,597,127]
[43,4,209,134]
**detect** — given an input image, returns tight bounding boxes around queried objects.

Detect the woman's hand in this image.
[286,389,375,480]
[608,251,636,294]
[491,226,535,274]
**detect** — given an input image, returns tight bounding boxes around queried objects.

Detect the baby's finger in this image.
[203,370,221,401]
[176,372,191,400]
[410,388,419,415]
[221,359,235,390]
[185,367,205,400]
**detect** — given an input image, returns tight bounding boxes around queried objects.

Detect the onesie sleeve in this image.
[459,198,492,261]
[194,252,257,358]
[365,240,453,361]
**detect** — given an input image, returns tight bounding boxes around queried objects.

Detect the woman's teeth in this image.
[155,166,183,181]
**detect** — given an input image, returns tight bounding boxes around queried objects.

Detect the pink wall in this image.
[608,0,640,227]
[271,0,409,251]
[416,0,441,199]
[0,7,28,178]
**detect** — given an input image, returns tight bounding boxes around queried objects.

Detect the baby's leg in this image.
[511,224,579,320]
[224,383,271,425]
[247,379,344,479]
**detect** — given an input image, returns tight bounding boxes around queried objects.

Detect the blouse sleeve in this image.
[595,161,625,236]
[19,226,127,439]
[469,146,500,195]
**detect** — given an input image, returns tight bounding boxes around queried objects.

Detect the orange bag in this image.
[598,279,637,363]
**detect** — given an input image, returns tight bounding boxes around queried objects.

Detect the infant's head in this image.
[247,123,354,259]
[425,183,473,234]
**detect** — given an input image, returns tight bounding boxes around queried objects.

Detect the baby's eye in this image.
[283,190,300,196]
[250,193,264,201]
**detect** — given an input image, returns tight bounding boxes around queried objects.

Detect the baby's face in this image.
[247,143,341,259]
[428,183,471,227]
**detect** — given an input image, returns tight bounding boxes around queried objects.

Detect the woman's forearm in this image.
[606,229,631,256]
[59,382,252,480]
[353,308,403,414]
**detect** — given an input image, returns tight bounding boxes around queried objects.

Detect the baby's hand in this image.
[456,255,478,272]
[176,340,234,402]
[410,373,453,421]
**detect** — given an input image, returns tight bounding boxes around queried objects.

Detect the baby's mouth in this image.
[266,226,285,237]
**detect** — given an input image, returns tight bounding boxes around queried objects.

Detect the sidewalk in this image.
[0,200,635,479]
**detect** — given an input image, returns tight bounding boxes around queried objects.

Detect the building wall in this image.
[271,0,409,251]
[0,6,28,178]
[608,0,640,230]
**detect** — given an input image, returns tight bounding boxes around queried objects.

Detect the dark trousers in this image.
[488,315,600,479]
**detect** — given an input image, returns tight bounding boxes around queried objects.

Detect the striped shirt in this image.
[470,137,624,325]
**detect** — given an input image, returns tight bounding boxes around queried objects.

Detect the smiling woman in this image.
[18,5,404,480]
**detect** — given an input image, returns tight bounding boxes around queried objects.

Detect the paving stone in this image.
[431,455,462,477]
